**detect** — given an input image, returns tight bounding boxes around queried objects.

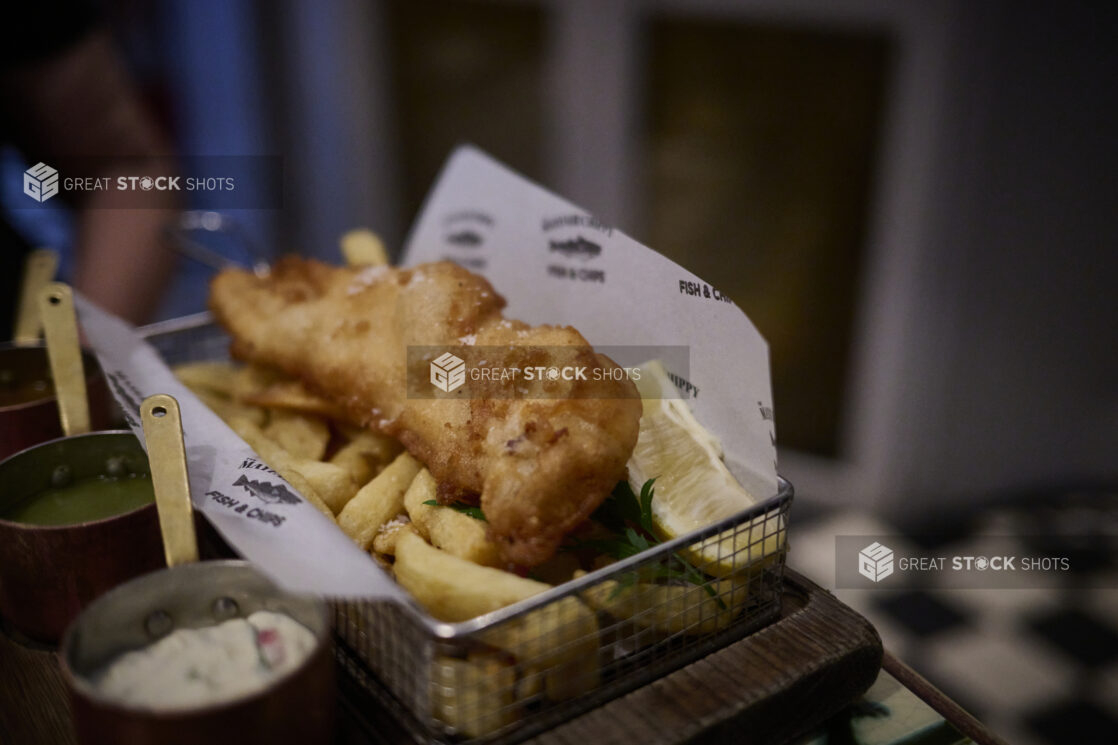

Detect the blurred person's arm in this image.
[0,30,179,325]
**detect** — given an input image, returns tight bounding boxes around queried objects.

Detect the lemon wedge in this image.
[628,360,785,577]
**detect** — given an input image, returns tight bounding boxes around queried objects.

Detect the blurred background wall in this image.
[3,0,1114,524]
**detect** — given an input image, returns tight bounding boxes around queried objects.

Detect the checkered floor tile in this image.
[790,495,1118,745]
[1026,607,1118,669]
[871,591,973,638]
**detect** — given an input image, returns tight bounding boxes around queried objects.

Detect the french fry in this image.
[241,379,347,419]
[232,363,286,400]
[172,361,241,397]
[544,649,599,702]
[577,571,742,635]
[431,654,517,738]
[263,409,330,461]
[340,228,389,267]
[403,469,501,567]
[188,387,268,427]
[226,416,336,521]
[395,532,600,696]
[489,597,599,699]
[337,452,422,550]
[515,667,544,702]
[498,597,601,702]
[329,429,403,485]
[288,458,359,514]
[395,530,547,621]
[371,516,412,556]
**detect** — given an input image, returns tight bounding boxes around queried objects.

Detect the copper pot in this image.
[0,431,163,642]
[60,561,335,745]
[0,344,115,462]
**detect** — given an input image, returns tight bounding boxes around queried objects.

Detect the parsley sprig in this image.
[577,479,725,608]
[422,499,487,522]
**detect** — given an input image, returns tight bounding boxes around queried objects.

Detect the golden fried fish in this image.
[209,258,641,567]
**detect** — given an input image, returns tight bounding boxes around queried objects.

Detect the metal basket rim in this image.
[139,310,216,338]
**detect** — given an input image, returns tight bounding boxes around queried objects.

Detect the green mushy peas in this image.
[2,474,155,526]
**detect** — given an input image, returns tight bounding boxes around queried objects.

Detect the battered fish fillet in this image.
[209,258,641,567]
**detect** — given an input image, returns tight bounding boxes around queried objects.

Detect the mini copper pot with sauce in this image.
[0,431,163,642]
[60,561,336,745]
[60,395,335,745]
[0,344,116,462]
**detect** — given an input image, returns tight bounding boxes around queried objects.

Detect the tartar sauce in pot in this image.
[93,610,317,710]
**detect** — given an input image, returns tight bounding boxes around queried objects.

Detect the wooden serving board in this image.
[0,571,881,745]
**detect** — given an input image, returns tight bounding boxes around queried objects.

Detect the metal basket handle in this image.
[165,210,270,277]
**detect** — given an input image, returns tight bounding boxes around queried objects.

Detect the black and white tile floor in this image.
[789,492,1118,745]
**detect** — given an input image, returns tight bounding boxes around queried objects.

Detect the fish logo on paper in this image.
[24,162,59,202]
[446,230,483,247]
[549,236,601,260]
[858,542,894,582]
[430,352,466,393]
[234,475,300,505]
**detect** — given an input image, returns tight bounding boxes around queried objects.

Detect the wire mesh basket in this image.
[141,313,793,745]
